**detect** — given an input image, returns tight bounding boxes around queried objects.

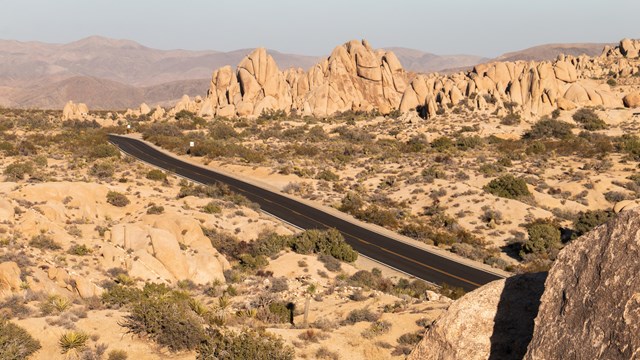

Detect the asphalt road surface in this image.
[109,134,504,291]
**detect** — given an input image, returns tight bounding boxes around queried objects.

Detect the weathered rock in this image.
[620,38,640,59]
[183,40,407,118]
[0,262,22,296]
[623,92,640,108]
[408,273,546,360]
[139,103,151,115]
[62,100,89,120]
[525,208,640,359]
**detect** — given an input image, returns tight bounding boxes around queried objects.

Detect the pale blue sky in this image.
[1,0,638,56]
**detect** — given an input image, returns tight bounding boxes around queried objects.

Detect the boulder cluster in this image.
[62,100,89,120]
[409,206,640,360]
[171,38,640,120]
[174,40,408,118]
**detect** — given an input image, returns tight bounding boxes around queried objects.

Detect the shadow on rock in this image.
[488,272,547,360]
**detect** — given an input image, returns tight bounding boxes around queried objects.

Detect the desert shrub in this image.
[315,347,340,360]
[120,283,205,352]
[29,233,61,250]
[316,170,340,182]
[362,320,392,338]
[522,221,562,255]
[250,232,289,258]
[572,108,607,131]
[59,331,89,354]
[68,244,92,256]
[439,283,466,300]
[89,162,115,179]
[90,143,120,159]
[270,277,289,293]
[146,122,183,137]
[483,175,531,199]
[0,295,32,318]
[146,204,165,214]
[197,328,294,360]
[356,205,400,228]
[288,229,358,262]
[343,308,380,325]
[238,254,269,270]
[339,192,365,213]
[146,169,166,181]
[318,253,342,272]
[572,210,613,238]
[604,191,627,203]
[209,122,239,140]
[4,161,34,181]
[106,191,130,207]
[397,331,423,345]
[107,350,128,360]
[0,319,41,359]
[501,113,521,126]
[456,135,484,150]
[524,118,573,140]
[202,201,222,214]
[431,136,454,151]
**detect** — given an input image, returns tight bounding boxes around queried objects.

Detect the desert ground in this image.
[2,38,640,359]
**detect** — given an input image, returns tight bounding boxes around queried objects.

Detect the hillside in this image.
[387,47,487,73]
[495,42,610,62]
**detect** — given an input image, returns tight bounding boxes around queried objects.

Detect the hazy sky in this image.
[1,0,639,57]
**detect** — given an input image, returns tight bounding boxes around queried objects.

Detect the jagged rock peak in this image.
[173,40,408,119]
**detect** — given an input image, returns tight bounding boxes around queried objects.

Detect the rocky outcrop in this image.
[62,100,89,120]
[108,214,230,284]
[410,207,640,360]
[524,208,640,360]
[623,91,640,108]
[0,262,22,297]
[174,40,408,118]
[408,273,546,360]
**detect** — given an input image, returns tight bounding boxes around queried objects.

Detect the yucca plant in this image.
[51,296,71,312]
[59,331,89,354]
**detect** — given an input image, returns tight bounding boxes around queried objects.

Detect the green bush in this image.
[289,229,358,262]
[572,108,607,131]
[4,161,34,181]
[106,191,130,207]
[523,222,561,255]
[90,144,120,159]
[431,136,454,152]
[197,328,294,360]
[68,244,92,256]
[146,169,167,181]
[202,201,222,214]
[573,210,613,238]
[0,319,41,359]
[524,118,573,140]
[120,283,205,352]
[146,204,165,214]
[483,175,531,199]
[501,113,521,126]
[29,233,61,250]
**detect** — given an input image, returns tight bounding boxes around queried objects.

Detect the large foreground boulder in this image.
[524,208,640,359]
[408,273,546,360]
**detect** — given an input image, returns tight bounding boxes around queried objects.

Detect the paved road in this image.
[109,134,504,291]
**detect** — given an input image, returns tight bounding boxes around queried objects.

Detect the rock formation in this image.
[62,100,89,120]
[623,91,640,108]
[408,273,546,360]
[410,207,640,360]
[172,40,408,118]
[170,39,640,120]
[524,208,640,359]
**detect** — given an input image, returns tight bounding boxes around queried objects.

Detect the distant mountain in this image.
[494,43,610,62]
[388,47,488,73]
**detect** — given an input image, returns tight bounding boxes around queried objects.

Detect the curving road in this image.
[109,134,504,291]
